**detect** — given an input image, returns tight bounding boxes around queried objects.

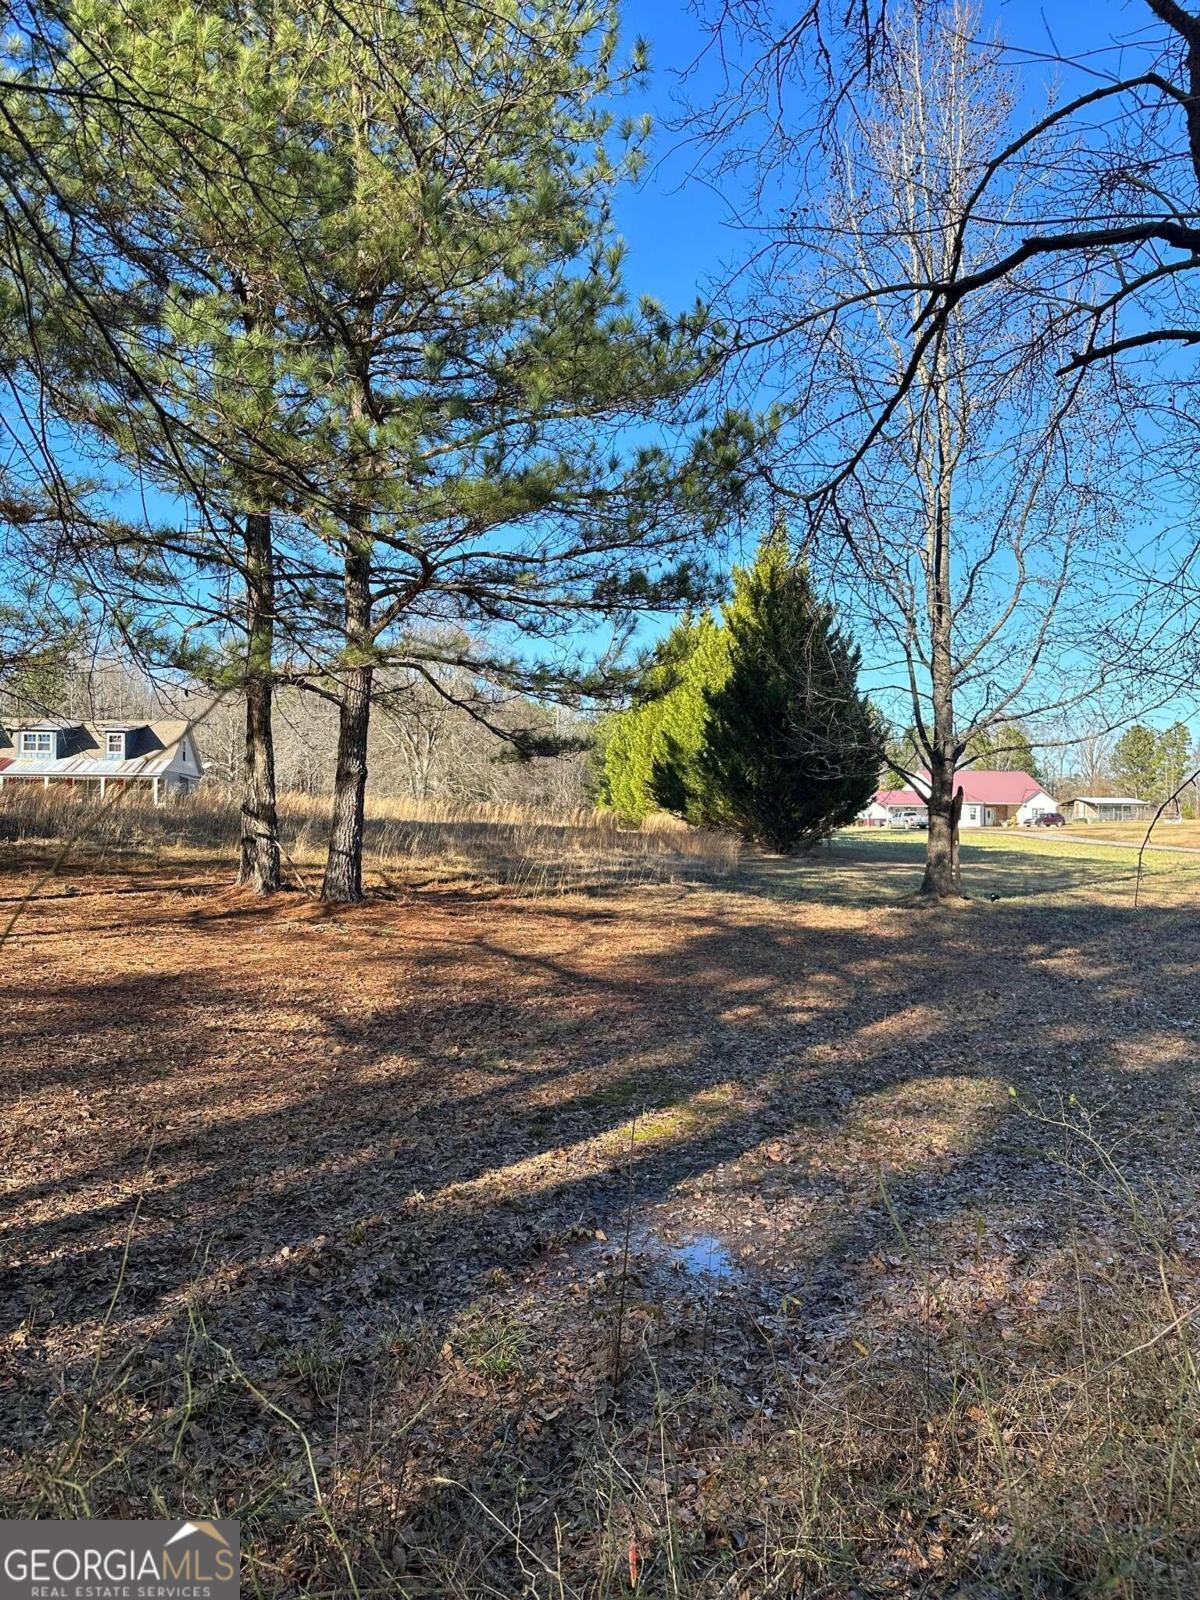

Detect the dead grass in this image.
[0,785,741,893]
[1059,818,1200,846]
[2,839,1199,1595]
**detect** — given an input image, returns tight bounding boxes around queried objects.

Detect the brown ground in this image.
[3,842,1200,1596]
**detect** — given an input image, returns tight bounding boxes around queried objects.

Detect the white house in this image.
[859,796,901,827]
[860,769,1059,829]
[860,786,928,827]
[0,717,204,804]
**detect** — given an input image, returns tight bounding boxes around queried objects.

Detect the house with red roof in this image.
[859,769,1059,829]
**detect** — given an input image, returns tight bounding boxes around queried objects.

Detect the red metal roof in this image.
[875,770,1050,808]
[953,769,1047,805]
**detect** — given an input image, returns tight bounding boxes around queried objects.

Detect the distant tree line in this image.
[1110,724,1197,812]
[887,721,1044,786]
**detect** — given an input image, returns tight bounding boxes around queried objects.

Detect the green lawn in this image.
[737,825,1200,908]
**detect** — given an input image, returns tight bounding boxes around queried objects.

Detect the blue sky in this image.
[18,0,1191,745]
[601,0,1195,741]
[612,0,1136,310]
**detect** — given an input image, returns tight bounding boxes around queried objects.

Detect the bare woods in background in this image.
[17,659,595,811]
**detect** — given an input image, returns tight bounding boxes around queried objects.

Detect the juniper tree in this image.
[599,613,729,823]
[601,529,879,847]
[701,531,881,852]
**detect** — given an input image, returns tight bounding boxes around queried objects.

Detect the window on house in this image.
[19,731,53,757]
[105,732,125,758]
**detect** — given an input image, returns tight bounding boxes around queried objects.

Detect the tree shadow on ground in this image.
[2,848,1198,1590]
[738,829,1200,908]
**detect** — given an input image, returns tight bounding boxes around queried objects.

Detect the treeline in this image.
[3,657,594,810]
[1105,724,1195,807]
[598,532,882,851]
[0,1,752,901]
[203,683,593,811]
[887,722,1044,785]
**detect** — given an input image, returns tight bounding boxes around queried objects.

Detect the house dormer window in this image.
[105,731,125,759]
[19,730,54,757]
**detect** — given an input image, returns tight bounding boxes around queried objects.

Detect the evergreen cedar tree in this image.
[701,531,882,852]
[599,613,729,825]
[602,531,882,850]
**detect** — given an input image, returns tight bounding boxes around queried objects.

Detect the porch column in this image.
[152,776,160,807]
[99,777,106,801]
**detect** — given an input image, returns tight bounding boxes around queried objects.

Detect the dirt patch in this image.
[2,850,1199,1595]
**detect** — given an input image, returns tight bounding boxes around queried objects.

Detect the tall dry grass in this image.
[0,783,740,892]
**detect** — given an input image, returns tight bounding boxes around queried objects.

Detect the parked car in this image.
[1030,811,1066,827]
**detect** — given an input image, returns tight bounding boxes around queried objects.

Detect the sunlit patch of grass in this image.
[437,1084,746,1211]
[600,1083,743,1151]
[573,1079,645,1111]
[283,1333,352,1400]
[841,1074,1010,1167]
[756,827,1200,907]
[451,1309,526,1380]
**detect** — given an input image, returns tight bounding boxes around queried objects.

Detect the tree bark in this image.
[237,509,281,893]
[921,759,961,897]
[322,544,373,903]
[917,339,966,899]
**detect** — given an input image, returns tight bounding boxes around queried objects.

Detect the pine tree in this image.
[19,0,750,900]
[701,531,881,852]
[1113,725,1160,798]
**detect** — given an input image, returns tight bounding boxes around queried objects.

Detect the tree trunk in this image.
[920,752,965,899]
[918,361,964,898]
[322,545,373,903]
[237,509,281,893]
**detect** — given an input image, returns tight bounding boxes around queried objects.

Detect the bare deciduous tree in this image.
[730,1,1124,894]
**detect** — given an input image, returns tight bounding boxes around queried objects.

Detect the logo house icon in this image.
[165,1523,231,1550]
[160,1519,239,1590]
